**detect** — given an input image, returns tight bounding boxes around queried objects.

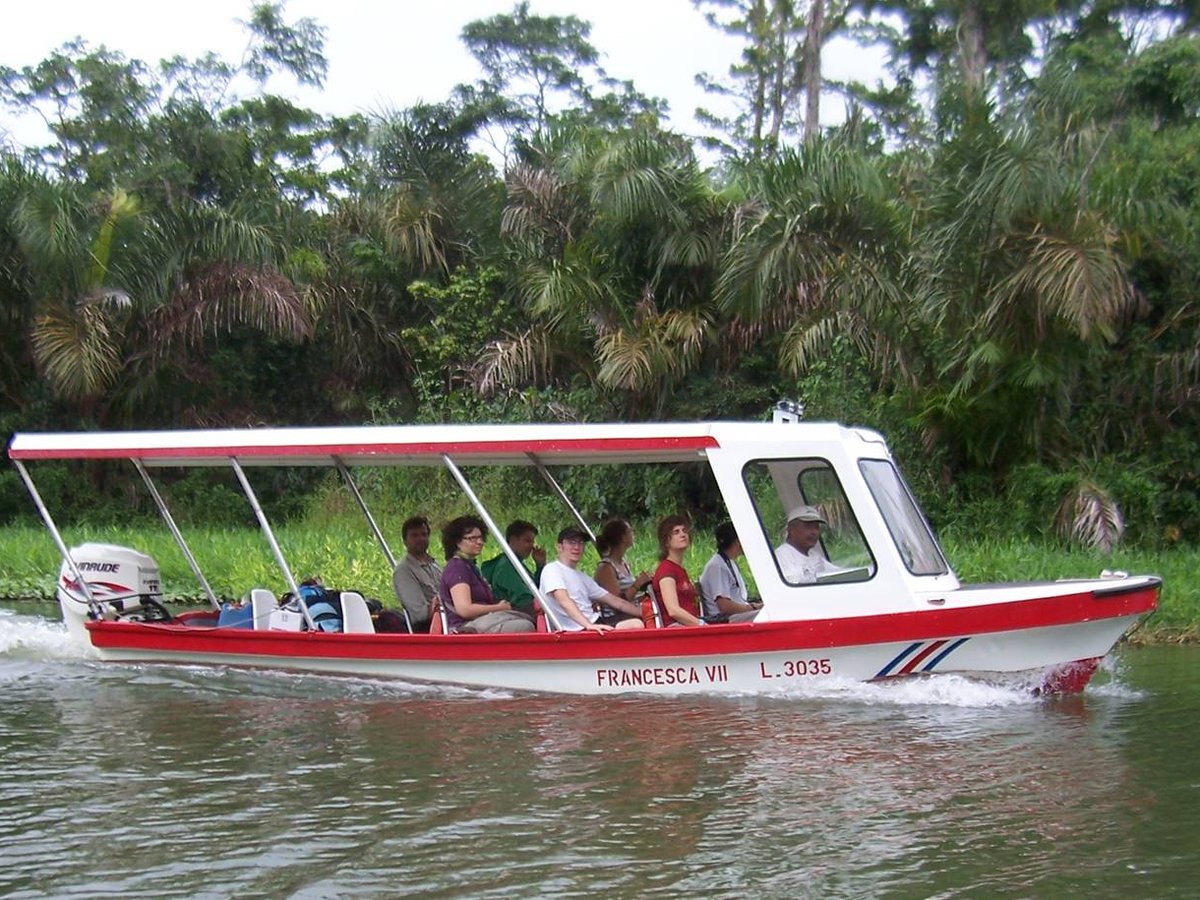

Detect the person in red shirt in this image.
[651,514,704,627]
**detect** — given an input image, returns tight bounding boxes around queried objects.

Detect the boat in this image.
[7,405,1159,695]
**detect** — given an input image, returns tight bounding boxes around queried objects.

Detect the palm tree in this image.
[309,104,506,412]
[714,135,917,388]
[7,170,312,424]
[485,124,730,416]
[911,125,1144,467]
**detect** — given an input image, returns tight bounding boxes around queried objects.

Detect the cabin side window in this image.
[742,459,876,587]
[859,460,949,576]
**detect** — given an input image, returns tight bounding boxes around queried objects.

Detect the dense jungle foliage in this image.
[1,1,1198,551]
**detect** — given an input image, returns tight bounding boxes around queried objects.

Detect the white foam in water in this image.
[751,672,1042,708]
[267,668,519,701]
[0,608,87,659]
[1083,654,1144,700]
[157,661,521,701]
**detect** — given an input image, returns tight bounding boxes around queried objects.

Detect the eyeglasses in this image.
[462,533,485,542]
[561,538,586,547]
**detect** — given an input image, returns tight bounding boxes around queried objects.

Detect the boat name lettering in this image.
[78,562,121,573]
[596,664,729,688]
[759,658,833,679]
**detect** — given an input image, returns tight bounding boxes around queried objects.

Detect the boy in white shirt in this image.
[539,527,645,631]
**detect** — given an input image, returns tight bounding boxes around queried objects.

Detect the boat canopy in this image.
[6,421,886,468]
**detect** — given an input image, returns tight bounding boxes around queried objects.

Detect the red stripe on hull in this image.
[85,583,1157,663]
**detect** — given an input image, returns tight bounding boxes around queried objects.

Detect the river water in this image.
[1,604,1197,899]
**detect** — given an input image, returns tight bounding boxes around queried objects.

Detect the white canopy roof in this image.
[8,420,885,467]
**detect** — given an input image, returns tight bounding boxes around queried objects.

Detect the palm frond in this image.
[31,304,123,401]
[144,262,312,359]
[1055,480,1125,552]
[474,326,562,394]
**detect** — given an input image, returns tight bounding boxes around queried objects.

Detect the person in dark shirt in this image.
[439,516,534,634]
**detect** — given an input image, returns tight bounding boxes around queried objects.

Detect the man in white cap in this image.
[775,504,831,584]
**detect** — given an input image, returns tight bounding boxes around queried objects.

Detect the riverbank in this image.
[1,525,1194,642]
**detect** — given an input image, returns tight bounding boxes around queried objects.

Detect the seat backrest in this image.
[429,595,448,635]
[250,588,278,630]
[643,584,664,628]
[532,596,550,633]
[340,591,376,634]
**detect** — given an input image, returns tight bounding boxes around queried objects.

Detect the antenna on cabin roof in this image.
[772,399,805,423]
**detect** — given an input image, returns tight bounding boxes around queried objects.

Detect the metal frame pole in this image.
[527,452,595,541]
[334,458,412,631]
[11,459,99,616]
[134,460,220,610]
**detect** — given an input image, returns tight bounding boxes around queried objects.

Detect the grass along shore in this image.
[0,524,1193,643]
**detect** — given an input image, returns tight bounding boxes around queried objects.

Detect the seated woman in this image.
[698,521,760,623]
[650,514,704,627]
[439,515,535,634]
[593,518,652,609]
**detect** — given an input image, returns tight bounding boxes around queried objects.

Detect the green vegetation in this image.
[2,3,1199,599]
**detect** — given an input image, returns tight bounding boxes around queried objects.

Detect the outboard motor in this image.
[57,543,166,639]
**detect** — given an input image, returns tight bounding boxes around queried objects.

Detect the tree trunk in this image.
[956,0,987,105]
[803,0,825,142]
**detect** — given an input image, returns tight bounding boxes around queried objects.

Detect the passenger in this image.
[540,527,645,632]
[775,504,832,584]
[593,518,652,608]
[698,521,761,623]
[480,520,546,616]
[650,515,704,627]
[439,516,535,634]
[392,515,441,632]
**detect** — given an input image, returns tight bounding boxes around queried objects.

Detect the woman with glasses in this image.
[439,515,535,634]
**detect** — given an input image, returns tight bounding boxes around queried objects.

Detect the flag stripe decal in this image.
[875,637,970,678]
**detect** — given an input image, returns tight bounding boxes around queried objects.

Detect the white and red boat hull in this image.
[79,578,1156,695]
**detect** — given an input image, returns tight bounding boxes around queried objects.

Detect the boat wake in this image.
[733,674,1037,707]
[1081,653,1144,700]
[0,608,84,660]
[740,666,1144,707]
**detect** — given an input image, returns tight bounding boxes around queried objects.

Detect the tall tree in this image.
[854,0,1058,131]
[694,0,846,160]
[458,2,664,160]
[0,2,349,205]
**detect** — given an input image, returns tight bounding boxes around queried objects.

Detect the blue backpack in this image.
[298,583,343,633]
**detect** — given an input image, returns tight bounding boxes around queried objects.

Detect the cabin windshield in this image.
[858,459,949,576]
[742,458,876,586]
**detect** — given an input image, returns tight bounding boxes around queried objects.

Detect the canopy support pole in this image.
[441,454,563,632]
[230,457,313,630]
[334,458,412,631]
[11,459,99,617]
[526,453,595,541]
[134,460,220,611]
